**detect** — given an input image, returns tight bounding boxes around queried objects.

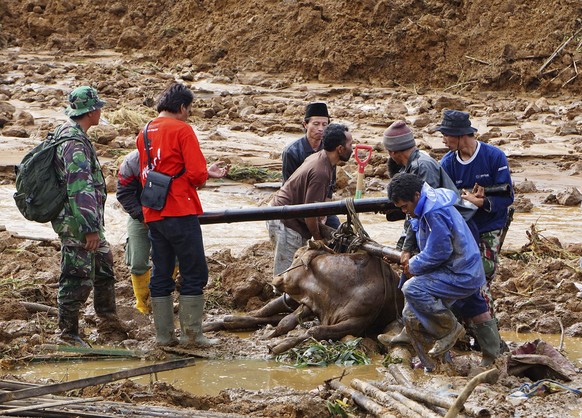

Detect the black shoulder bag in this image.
[140,121,185,211]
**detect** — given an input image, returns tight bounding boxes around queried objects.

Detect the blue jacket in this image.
[408,183,486,291]
[441,141,513,233]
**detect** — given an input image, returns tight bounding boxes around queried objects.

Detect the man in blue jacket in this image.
[387,173,487,370]
[436,110,513,364]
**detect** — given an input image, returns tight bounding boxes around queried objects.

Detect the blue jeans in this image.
[147,215,208,297]
[402,274,478,339]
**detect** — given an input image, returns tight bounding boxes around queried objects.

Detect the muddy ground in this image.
[1,1,582,416]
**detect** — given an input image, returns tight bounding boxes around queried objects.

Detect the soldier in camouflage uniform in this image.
[51,86,128,347]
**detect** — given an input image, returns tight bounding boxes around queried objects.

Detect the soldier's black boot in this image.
[58,307,90,348]
[94,280,129,339]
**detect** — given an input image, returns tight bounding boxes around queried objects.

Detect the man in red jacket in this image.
[136,83,228,347]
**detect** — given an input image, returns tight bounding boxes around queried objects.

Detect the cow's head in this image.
[272,243,329,296]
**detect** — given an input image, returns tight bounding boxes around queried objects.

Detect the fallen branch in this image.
[352,379,439,418]
[0,357,196,404]
[327,379,396,418]
[386,362,413,387]
[465,55,492,65]
[538,27,582,74]
[9,233,56,243]
[374,382,488,417]
[0,396,102,416]
[39,344,143,358]
[21,302,58,316]
[549,64,573,83]
[444,368,499,418]
[562,60,578,87]
[443,80,478,92]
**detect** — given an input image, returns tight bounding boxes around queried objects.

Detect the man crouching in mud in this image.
[387,173,486,370]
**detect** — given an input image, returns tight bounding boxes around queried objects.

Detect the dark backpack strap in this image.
[143,121,153,170]
[172,167,186,179]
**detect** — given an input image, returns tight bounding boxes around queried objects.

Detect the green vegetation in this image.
[326,398,355,417]
[226,165,281,183]
[276,337,370,367]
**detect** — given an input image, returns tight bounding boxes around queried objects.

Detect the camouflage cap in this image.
[64,86,106,117]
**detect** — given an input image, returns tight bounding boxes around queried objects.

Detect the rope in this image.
[344,198,370,253]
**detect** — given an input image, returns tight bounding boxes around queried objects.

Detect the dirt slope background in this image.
[2,0,582,93]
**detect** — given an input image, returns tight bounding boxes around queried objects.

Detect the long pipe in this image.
[198,197,391,224]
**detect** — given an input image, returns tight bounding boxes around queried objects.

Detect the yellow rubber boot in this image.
[131,270,152,314]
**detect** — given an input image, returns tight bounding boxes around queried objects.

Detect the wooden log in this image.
[374,382,489,418]
[38,344,143,358]
[328,379,396,418]
[352,379,438,418]
[444,368,499,418]
[10,233,56,243]
[387,362,413,387]
[0,357,196,404]
[0,396,102,416]
[20,302,58,316]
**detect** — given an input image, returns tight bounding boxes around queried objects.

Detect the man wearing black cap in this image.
[436,110,513,284]
[281,102,340,228]
[435,109,514,365]
[269,123,353,276]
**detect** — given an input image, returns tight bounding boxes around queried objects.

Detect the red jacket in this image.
[136,117,208,222]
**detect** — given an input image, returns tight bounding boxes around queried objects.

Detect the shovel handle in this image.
[354,145,373,199]
[354,144,373,173]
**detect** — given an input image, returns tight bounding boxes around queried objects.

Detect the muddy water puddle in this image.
[13,332,582,396]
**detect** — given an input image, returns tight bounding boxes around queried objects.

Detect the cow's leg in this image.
[203,314,287,332]
[269,333,310,355]
[270,316,364,355]
[203,295,300,332]
[267,305,314,338]
[248,294,299,318]
[306,318,366,342]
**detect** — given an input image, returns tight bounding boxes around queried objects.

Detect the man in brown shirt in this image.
[268,123,353,276]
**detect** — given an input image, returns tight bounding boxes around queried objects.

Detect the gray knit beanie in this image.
[382,120,415,151]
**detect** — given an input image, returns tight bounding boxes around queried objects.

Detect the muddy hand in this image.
[208,161,231,178]
[84,232,100,251]
[472,183,485,198]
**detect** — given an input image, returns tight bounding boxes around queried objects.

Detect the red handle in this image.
[354,144,373,173]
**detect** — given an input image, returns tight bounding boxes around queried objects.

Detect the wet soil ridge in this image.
[1,0,582,92]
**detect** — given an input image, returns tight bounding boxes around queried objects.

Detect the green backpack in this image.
[13,132,76,223]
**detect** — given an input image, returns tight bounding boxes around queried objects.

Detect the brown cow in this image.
[204,243,404,354]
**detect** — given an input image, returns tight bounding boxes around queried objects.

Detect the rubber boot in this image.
[151,296,178,346]
[428,316,466,357]
[58,308,90,348]
[403,312,436,371]
[389,326,412,344]
[94,279,129,337]
[179,294,219,347]
[472,319,501,366]
[131,270,152,314]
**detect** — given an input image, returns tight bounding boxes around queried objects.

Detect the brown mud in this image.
[0,1,582,416]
